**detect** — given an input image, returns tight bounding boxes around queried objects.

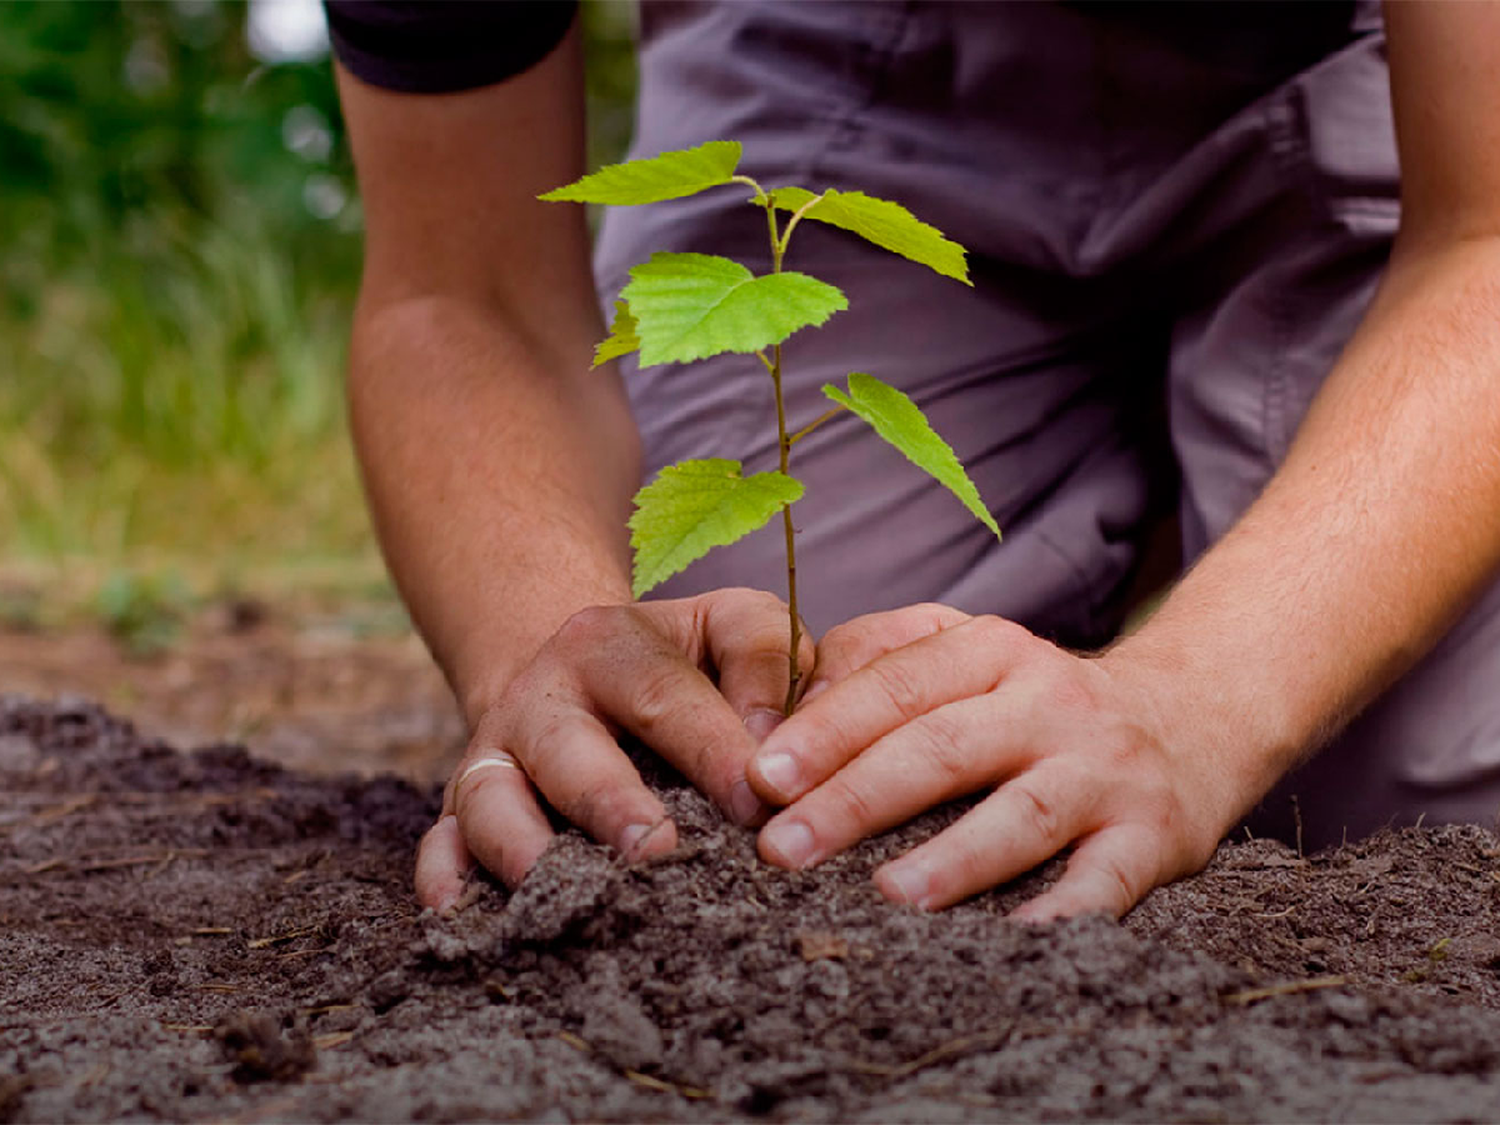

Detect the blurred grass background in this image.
[0,0,637,628]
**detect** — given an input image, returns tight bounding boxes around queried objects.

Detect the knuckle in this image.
[739,586,787,614]
[631,664,690,732]
[555,776,627,831]
[816,619,859,652]
[789,709,846,765]
[513,714,580,785]
[912,601,958,619]
[496,668,544,718]
[826,778,881,833]
[915,602,971,634]
[738,650,794,699]
[911,711,972,786]
[969,613,1029,651]
[555,603,629,649]
[1011,779,1064,843]
[868,659,929,722]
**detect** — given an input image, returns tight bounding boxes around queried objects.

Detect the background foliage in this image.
[0,0,637,613]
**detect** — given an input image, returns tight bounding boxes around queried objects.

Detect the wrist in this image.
[451,581,634,730]
[1094,629,1306,830]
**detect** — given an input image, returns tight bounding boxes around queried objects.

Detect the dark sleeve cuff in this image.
[326,1,579,94]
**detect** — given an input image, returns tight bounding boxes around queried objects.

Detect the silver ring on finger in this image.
[456,750,526,790]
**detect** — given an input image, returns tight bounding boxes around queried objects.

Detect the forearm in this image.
[350,296,640,727]
[336,31,644,727]
[1105,236,1500,813]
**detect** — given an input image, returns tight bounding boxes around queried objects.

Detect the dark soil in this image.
[0,603,463,784]
[5,696,1500,1123]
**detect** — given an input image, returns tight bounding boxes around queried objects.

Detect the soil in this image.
[0,602,463,784]
[6,696,1500,1123]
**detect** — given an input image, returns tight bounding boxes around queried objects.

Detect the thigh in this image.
[592,4,1172,645]
[609,214,1166,646]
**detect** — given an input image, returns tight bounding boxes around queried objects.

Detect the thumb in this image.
[696,588,816,742]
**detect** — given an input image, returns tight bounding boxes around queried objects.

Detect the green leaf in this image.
[629,459,804,597]
[824,373,1000,540]
[621,252,847,366]
[592,300,639,367]
[769,187,970,285]
[539,141,742,206]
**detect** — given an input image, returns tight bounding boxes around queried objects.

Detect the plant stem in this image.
[788,405,845,447]
[777,192,826,260]
[763,198,803,715]
[771,343,802,715]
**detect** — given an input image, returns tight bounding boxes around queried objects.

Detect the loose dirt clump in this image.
[4,696,1500,1121]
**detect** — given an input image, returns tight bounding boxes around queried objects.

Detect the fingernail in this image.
[728,779,767,826]
[881,862,933,909]
[744,708,783,743]
[756,751,802,799]
[618,822,655,857]
[762,819,817,868]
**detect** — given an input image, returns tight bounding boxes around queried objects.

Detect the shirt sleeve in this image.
[325,1,579,94]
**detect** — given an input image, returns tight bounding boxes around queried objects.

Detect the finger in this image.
[872,766,1097,910]
[750,615,1030,804]
[804,603,969,701]
[571,610,765,826]
[507,709,680,858]
[414,815,474,911]
[1008,825,1159,923]
[451,751,558,888]
[758,694,1017,870]
[695,588,816,745]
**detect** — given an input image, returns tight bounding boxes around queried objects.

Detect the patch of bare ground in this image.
[4,697,1500,1122]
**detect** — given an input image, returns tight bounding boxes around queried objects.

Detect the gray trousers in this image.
[594,1,1500,847]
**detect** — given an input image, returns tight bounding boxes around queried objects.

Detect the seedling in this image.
[542,142,1001,712]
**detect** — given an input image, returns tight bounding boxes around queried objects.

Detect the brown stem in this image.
[771,342,802,715]
[764,199,802,714]
[788,405,845,447]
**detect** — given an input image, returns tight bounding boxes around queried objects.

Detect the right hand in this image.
[414,587,815,910]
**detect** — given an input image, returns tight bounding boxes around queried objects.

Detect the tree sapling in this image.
[541,141,1002,713]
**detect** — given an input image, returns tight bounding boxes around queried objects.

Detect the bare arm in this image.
[744,0,1500,917]
[339,30,638,723]
[338,29,807,907]
[1105,0,1500,810]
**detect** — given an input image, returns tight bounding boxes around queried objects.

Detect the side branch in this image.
[778,191,828,260]
[788,405,846,447]
[730,174,767,202]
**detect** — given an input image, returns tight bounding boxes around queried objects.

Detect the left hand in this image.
[746,604,1243,920]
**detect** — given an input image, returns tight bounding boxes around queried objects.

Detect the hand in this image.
[745,604,1241,920]
[415,588,814,910]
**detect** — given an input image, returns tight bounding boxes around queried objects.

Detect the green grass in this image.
[0,212,387,614]
[0,0,640,623]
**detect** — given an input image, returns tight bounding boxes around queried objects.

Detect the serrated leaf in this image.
[621,252,847,366]
[592,300,640,367]
[629,459,804,597]
[824,373,1000,540]
[770,187,970,285]
[539,141,742,206]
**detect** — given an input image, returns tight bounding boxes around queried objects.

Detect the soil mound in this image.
[4,697,1500,1121]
